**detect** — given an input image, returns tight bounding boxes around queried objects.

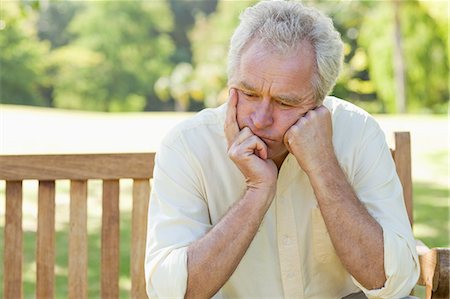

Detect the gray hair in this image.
[227,0,343,103]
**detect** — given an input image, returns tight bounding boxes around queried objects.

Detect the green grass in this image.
[414,181,449,247]
[0,106,448,298]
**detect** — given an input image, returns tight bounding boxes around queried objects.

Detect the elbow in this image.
[358,261,387,291]
[145,247,190,298]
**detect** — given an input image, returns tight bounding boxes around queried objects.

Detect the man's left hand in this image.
[283,105,335,174]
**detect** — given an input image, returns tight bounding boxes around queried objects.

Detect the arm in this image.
[284,106,385,289]
[185,187,273,298]
[185,89,278,298]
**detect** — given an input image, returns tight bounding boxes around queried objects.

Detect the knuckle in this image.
[228,147,238,159]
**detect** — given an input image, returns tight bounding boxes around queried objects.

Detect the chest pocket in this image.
[311,207,340,264]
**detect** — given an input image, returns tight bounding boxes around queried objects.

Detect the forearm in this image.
[185,187,274,299]
[308,159,386,289]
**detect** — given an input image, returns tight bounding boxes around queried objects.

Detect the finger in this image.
[308,105,329,117]
[254,140,268,160]
[283,125,299,153]
[239,135,268,160]
[283,132,292,153]
[234,127,254,146]
[224,88,240,147]
[315,105,331,116]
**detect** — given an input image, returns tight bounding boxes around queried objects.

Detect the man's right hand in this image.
[186,89,279,299]
[224,88,278,193]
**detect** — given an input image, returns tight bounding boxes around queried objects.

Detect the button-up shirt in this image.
[145,97,419,299]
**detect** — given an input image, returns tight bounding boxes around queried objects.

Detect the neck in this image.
[273,151,290,170]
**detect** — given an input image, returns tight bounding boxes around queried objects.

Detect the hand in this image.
[283,105,336,174]
[224,88,278,192]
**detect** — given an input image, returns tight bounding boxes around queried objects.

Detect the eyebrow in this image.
[237,80,303,105]
[238,81,258,93]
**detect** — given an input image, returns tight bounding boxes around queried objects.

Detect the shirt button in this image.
[286,272,295,280]
[283,235,292,246]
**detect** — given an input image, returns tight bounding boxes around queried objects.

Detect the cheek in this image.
[273,110,301,133]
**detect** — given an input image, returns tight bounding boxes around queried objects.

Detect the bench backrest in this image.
[0,153,155,299]
[0,132,413,299]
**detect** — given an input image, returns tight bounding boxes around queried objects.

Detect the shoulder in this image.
[324,96,381,135]
[324,96,370,120]
[160,104,227,150]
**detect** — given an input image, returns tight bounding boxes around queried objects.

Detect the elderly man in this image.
[145,1,419,298]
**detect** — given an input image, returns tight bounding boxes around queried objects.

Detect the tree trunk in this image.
[393,0,407,113]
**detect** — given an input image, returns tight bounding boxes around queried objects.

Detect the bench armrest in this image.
[416,239,449,299]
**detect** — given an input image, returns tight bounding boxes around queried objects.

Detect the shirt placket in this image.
[276,194,305,299]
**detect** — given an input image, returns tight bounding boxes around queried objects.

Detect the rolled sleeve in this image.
[145,134,212,298]
[146,247,188,298]
[351,117,419,297]
[352,228,419,298]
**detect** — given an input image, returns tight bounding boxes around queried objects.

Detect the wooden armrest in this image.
[416,239,449,299]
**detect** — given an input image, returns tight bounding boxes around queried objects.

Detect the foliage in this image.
[50,1,175,111]
[1,0,448,113]
[155,0,257,110]
[358,0,448,113]
[0,3,49,106]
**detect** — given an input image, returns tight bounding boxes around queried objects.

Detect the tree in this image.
[0,3,49,106]
[157,0,219,111]
[155,0,257,110]
[311,0,448,113]
[50,1,175,111]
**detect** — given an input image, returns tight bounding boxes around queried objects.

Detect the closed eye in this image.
[242,91,258,98]
[276,100,294,108]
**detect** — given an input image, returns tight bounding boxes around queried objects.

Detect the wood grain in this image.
[131,179,151,299]
[392,132,413,226]
[37,181,56,299]
[4,181,23,299]
[432,248,449,299]
[68,180,88,299]
[101,180,120,299]
[416,239,437,297]
[0,153,154,180]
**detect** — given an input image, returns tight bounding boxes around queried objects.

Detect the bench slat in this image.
[0,153,154,180]
[131,179,151,298]
[393,132,413,226]
[69,180,88,299]
[4,181,23,299]
[101,180,120,299]
[37,181,56,299]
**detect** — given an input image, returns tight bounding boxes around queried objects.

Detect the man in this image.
[145,1,419,298]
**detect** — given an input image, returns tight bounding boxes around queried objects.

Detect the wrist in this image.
[246,184,276,205]
[300,152,340,176]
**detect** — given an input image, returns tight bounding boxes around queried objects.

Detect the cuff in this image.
[352,228,419,299]
[146,247,188,299]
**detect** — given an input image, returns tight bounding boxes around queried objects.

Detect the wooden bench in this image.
[0,132,448,298]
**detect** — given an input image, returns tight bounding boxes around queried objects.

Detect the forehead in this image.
[236,40,316,99]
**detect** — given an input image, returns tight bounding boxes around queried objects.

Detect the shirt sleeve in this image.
[350,116,419,298]
[145,132,212,298]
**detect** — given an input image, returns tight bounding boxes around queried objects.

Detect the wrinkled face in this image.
[229,40,318,165]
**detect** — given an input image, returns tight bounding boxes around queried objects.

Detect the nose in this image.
[251,97,274,129]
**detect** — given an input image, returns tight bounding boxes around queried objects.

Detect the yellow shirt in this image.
[145,97,419,299]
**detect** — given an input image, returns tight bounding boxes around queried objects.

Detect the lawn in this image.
[0,105,448,298]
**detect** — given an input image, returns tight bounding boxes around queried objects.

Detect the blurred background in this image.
[1,0,448,113]
[0,0,448,298]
